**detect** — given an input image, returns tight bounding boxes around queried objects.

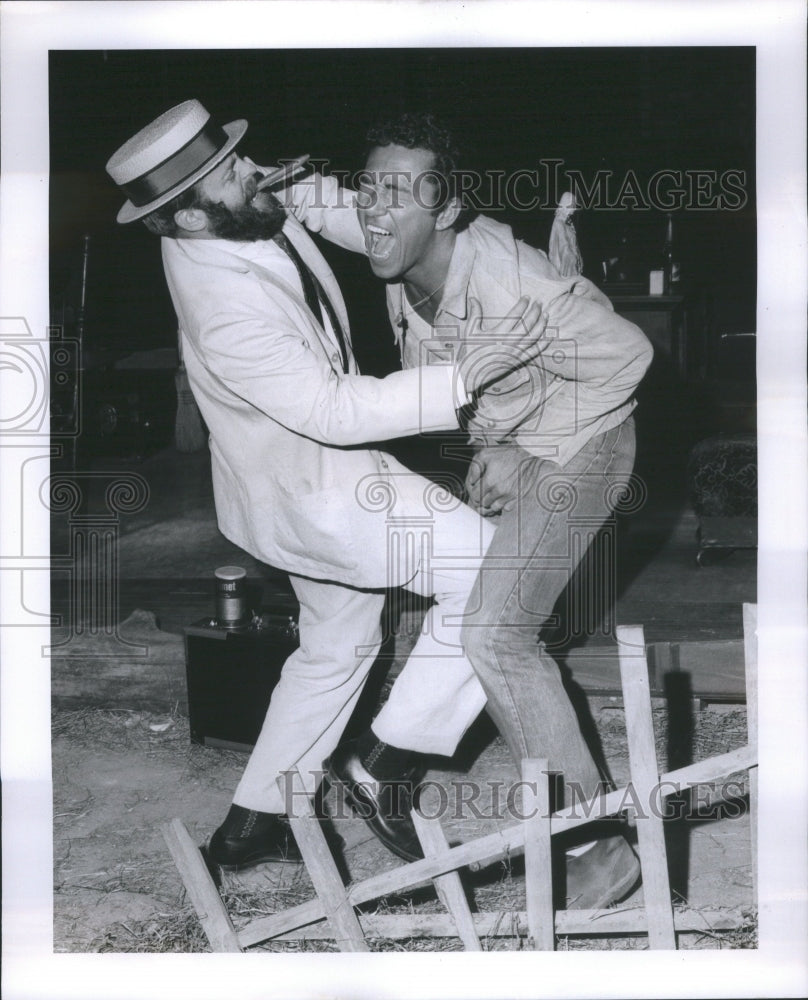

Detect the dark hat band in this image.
[120,121,230,207]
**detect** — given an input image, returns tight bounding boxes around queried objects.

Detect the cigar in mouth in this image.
[255,154,311,192]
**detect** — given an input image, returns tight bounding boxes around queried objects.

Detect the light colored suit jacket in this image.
[161,215,462,587]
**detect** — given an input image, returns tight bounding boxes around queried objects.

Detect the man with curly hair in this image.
[289,111,653,909]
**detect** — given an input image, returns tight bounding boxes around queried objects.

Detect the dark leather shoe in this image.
[327,741,424,863]
[206,805,302,871]
[564,834,641,909]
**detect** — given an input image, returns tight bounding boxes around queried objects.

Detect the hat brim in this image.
[116,119,249,224]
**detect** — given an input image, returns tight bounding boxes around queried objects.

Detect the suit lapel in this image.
[174,229,354,374]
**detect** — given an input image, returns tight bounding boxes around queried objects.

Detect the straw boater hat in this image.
[106,99,248,224]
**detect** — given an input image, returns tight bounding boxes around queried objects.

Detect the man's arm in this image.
[280,172,366,254]
[470,277,652,407]
[537,283,654,403]
[176,273,544,448]
[177,272,459,445]
[463,284,653,511]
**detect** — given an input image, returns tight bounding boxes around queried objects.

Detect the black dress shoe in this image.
[327,741,424,863]
[206,805,302,871]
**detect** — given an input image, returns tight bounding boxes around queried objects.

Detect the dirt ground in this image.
[53,699,755,953]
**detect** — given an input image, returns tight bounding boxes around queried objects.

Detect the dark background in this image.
[50,46,755,376]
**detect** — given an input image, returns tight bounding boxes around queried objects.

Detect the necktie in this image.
[273,232,349,373]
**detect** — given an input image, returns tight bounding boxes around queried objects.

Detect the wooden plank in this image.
[743,603,758,901]
[279,771,368,952]
[614,600,747,642]
[252,906,753,942]
[411,811,481,951]
[648,641,673,691]
[673,640,746,697]
[161,819,242,952]
[237,744,755,947]
[617,625,676,950]
[521,758,554,950]
[562,637,748,701]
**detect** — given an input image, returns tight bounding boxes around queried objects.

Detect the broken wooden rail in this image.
[163,606,758,952]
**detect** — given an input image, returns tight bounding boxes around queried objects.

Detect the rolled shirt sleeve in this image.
[468,282,653,460]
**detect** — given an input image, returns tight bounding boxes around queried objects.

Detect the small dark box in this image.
[184,612,299,752]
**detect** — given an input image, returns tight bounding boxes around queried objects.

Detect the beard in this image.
[200,185,287,242]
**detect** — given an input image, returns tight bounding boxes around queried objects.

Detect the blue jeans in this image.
[462,418,637,806]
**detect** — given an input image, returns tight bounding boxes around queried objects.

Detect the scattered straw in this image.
[56,702,756,953]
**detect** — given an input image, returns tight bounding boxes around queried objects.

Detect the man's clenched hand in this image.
[465,444,539,517]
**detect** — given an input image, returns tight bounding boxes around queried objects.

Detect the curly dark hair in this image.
[365,112,476,231]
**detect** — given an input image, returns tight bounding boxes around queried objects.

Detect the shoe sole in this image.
[214,854,302,872]
[201,843,302,873]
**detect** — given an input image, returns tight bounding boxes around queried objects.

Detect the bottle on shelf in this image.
[662,213,681,294]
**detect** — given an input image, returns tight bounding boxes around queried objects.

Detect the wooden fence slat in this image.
[279,771,368,952]
[521,758,555,950]
[743,602,758,901]
[237,744,755,947]
[161,819,242,952]
[617,624,677,950]
[249,905,753,942]
[411,811,481,951]
[464,742,755,873]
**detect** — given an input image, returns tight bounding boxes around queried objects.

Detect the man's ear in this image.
[435,197,462,232]
[174,206,209,234]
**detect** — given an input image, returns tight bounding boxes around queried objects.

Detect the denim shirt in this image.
[387,215,653,466]
[288,176,653,467]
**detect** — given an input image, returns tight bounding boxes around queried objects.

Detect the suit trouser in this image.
[234,484,495,813]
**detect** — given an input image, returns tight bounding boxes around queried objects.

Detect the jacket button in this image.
[331,352,340,363]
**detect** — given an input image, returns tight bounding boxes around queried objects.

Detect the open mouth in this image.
[365,223,394,261]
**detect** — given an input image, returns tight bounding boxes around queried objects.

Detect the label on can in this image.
[214,565,247,626]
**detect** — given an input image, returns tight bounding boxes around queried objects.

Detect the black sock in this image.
[356,728,413,780]
[223,804,283,835]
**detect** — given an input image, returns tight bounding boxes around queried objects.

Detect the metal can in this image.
[214,565,248,627]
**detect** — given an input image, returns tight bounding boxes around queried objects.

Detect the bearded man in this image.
[106,100,547,868]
